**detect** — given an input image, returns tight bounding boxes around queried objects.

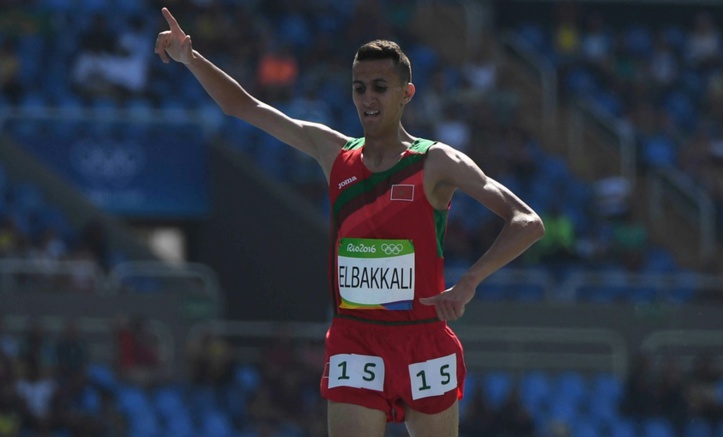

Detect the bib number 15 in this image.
[328,354,385,391]
[408,353,458,400]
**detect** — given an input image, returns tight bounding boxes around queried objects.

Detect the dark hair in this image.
[354,40,412,84]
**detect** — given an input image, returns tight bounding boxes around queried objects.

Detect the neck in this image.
[361,125,415,171]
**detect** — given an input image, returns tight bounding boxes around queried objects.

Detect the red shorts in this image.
[320,316,466,423]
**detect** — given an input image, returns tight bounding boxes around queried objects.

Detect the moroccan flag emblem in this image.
[390,184,414,201]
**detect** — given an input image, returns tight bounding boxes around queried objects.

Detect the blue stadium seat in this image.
[684,418,713,437]
[641,133,677,169]
[643,417,676,437]
[662,25,686,51]
[554,371,587,404]
[200,409,235,437]
[608,417,637,437]
[154,386,195,436]
[570,418,601,437]
[516,23,548,52]
[566,67,598,96]
[482,371,513,408]
[590,372,623,402]
[234,364,262,397]
[520,371,551,411]
[592,90,624,117]
[87,362,118,392]
[547,395,579,423]
[624,24,654,58]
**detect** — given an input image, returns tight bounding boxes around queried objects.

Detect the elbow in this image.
[517,212,545,243]
[532,213,546,242]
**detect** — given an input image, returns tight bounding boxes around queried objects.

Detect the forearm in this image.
[458,213,545,289]
[185,50,255,116]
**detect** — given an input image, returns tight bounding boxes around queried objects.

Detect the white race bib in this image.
[327,353,385,392]
[408,353,457,400]
[337,238,415,310]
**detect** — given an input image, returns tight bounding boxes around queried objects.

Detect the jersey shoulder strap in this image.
[408,138,437,154]
[342,138,364,151]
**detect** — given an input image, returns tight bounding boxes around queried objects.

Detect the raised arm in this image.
[420,144,545,320]
[154,7,347,178]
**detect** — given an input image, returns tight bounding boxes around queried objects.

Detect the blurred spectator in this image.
[0,216,25,259]
[70,13,127,100]
[687,351,723,423]
[685,11,721,71]
[553,1,581,67]
[0,383,22,437]
[461,35,498,99]
[433,103,472,153]
[491,386,535,437]
[76,220,111,272]
[620,353,657,418]
[15,358,57,435]
[459,383,495,436]
[112,15,153,99]
[35,228,66,264]
[71,13,152,101]
[17,319,54,377]
[61,245,101,294]
[593,175,631,220]
[526,204,576,266]
[607,211,649,272]
[255,42,299,103]
[655,356,688,433]
[580,10,612,70]
[96,387,127,437]
[0,317,18,361]
[648,31,680,91]
[51,372,105,437]
[0,39,23,105]
[54,319,88,383]
[115,315,161,388]
[0,345,22,437]
[186,328,233,387]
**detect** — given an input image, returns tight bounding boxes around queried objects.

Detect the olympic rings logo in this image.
[381,243,404,255]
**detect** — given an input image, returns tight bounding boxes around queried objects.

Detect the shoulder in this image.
[426,142,476,170]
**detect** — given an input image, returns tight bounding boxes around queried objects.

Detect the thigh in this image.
[404,400,459,437]
[328,400,387,437]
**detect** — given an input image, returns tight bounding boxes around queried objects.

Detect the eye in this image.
[354,85,365,94]
[373,85,387,93]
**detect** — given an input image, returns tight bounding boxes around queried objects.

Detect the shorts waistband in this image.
[332,314,445,330]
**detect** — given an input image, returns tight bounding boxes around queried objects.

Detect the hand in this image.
[419,283,476,322]
[155,7,193,64]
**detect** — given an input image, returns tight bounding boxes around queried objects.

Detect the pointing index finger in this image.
[162,7,184,34]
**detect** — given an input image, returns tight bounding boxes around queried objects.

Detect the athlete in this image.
[155,7,544,437]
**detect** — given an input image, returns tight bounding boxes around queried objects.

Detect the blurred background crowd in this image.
[1,0,722,436]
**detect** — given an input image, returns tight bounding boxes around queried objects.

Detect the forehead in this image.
[352,58,400,83]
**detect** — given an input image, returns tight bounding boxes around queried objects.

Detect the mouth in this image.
[364,110,380,116]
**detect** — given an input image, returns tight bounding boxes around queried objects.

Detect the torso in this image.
[328,138,449,324]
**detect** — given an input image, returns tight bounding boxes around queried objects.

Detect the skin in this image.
[155,7,545,437]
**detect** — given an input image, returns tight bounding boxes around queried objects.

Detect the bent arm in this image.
[428,145,545,289]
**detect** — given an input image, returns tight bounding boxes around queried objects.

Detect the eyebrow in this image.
[353,78,390,85]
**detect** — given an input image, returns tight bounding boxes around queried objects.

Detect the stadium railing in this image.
[0,259,220,299]
[498,28,718,265]
[3,314,175,368]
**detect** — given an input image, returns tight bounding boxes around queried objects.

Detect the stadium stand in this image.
[1,0,722,436]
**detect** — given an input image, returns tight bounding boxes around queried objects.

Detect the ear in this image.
[402,83,416,104]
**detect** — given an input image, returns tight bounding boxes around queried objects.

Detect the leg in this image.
[328,400,387,437]
[404,400,459,437]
